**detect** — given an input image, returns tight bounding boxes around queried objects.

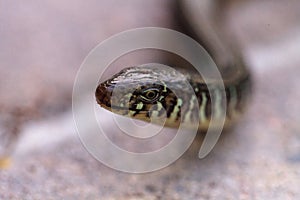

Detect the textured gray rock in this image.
[0,0,300,199]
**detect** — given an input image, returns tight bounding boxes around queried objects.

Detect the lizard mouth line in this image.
[101,104,149,114]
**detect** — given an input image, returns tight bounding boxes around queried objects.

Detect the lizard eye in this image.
[140,88,160,103]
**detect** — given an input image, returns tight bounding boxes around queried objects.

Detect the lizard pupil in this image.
[140,88,160,102]
[146,91,156,98]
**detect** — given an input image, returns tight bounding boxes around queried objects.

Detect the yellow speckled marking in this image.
[129,110,136,116]
[200,92,207,123]
[150,102,163,118]
[229,86,237,116]
[184,95,196,123]
[214,89,222,119]
[136,102,144,110]
[170,98,182,121]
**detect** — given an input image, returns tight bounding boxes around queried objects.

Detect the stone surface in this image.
[1,0,300,199]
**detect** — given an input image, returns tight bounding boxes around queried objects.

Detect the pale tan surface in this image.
[1,0,300,199]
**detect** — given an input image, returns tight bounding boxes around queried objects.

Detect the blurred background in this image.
[1,0,300,199]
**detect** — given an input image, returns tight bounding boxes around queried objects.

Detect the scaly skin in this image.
[95,0,252,130]
[95,64,251,130]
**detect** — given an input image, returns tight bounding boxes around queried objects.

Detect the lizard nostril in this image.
[95,84,106,104]
[95,82,115,108]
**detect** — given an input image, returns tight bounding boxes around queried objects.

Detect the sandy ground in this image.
[1,0,300,199]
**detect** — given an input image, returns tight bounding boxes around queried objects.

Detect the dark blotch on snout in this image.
[95,82,114,108]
